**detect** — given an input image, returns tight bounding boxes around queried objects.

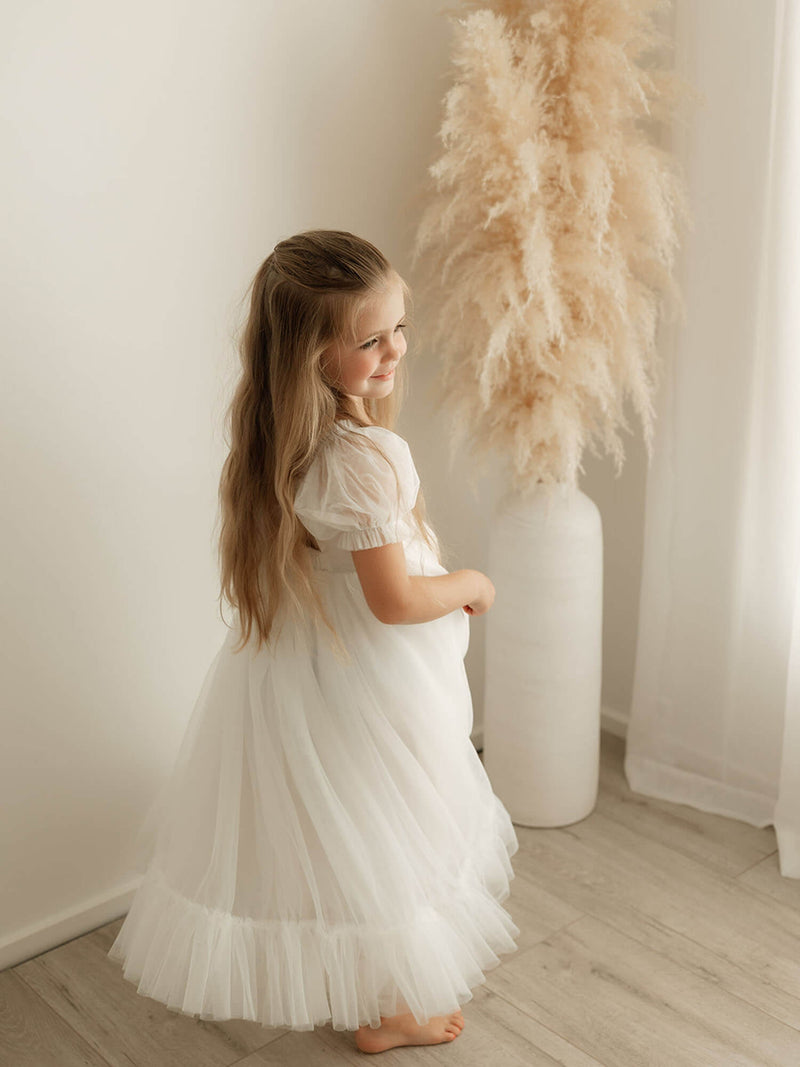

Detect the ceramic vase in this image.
[482,484,603,827]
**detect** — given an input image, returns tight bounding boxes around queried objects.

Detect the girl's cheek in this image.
[354,354,377,378]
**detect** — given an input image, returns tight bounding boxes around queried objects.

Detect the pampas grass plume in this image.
[413,0,697,492]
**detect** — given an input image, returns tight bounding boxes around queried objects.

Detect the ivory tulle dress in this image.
[108,418,519,1032]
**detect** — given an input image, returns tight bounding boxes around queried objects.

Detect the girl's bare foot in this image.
[354,1008,465,1054]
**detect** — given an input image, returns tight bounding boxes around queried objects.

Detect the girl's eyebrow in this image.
[355,315,406,346]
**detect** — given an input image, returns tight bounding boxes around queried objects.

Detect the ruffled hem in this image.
[108,814,520,1032]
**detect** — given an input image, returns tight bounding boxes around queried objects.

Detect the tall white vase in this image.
[482,484,603,827]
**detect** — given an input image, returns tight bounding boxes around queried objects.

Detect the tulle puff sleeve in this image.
[294,424,420,551]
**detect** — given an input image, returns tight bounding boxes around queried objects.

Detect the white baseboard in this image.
[471,704,629,752]
[600,704,630,739]
[0,878,139,972]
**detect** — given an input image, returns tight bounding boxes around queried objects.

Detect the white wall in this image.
[0,0,653,966]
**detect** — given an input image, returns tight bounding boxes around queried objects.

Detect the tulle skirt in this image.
[108,546,520,1031]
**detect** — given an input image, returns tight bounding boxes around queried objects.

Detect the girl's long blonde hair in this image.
[216,230,442,657]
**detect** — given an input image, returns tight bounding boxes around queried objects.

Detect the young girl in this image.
[108,230,519,1054]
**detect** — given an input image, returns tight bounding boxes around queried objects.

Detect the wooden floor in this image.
[3,732,799,1066]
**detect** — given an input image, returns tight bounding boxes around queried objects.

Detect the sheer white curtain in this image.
[624,0,800,878]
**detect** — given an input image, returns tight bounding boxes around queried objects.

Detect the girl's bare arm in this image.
[351,542,485,625]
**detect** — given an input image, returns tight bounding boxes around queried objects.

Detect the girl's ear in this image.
[319,347,342,391]
[323,341,346,372]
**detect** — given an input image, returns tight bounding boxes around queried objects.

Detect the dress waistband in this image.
[309,548,356,573]
[308,538,443,578]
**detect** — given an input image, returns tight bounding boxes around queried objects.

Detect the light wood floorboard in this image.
[2,732,797,1066]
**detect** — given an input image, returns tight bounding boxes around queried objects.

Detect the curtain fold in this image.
[624,0,800,878]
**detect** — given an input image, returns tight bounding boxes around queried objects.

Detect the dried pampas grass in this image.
[412,0,696,491]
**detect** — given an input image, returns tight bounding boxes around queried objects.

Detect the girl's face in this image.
[321,278,407,415]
